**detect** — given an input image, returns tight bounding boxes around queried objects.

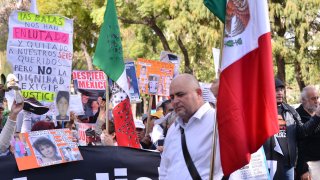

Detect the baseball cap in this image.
[151,110,163,119]
[134,119,145,129]
[275,78,285,88]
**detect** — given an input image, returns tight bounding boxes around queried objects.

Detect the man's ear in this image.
[196,88,202,96]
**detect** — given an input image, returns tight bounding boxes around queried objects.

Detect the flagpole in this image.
[105,76,109,134]
[145,95,153,136]
[209,21,225,180]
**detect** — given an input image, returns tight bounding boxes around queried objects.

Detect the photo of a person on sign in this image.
[148,74,159,95]
[55,91,70,121]
[32,136,62,165]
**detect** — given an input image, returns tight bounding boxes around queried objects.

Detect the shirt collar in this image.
[176,102,211,127]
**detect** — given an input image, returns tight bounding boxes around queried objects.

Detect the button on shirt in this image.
[159,103,223,180]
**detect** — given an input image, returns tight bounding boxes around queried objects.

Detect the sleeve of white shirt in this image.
[0,119,16,154]
[158,124,176,180]
[21,110,32,133]
[150,124,164,144]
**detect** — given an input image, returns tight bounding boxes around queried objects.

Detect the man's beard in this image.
[305,104,318,114]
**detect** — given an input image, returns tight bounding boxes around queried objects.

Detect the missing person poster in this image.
[136,58,174,96]
[72,70,106,117]
[125,62,140,103]
[160,51,180,78]
[11,129,83,171]
[6,11,73,119]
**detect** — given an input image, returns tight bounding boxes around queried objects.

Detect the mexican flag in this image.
[93,0,140,148]
[205,0,279,175]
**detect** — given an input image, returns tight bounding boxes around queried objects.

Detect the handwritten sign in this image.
[7,11,73,119]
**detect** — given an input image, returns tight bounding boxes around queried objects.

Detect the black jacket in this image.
[296,104,320,176]
[264,103,320,179]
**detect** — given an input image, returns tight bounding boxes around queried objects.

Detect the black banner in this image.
[0,146,160,180]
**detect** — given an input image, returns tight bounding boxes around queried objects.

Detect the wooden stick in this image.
[105,76,109,134]
[145,95,154,136]
[209,20,225,180]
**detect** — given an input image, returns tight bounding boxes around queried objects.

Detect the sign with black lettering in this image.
[6,11,73,117]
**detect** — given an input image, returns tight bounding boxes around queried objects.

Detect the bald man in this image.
[159,74,223,180]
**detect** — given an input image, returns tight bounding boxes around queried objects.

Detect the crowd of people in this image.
[0,73,320,180]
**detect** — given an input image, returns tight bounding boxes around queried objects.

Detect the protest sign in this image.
[0,146,160,180]
[11,129,82,171]
[75,122,97,146]
[229,147,269,180]
[160,51,180,77]
[136,58,174,96]
[199,82,216,105]
[72,70,106,117]
[6,11,73,119]
[125,62,140,103]
[69,94,85,115]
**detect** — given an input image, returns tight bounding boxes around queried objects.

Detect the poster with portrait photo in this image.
[125,61,140,103]
[12,129,83,171]
[11,134,32,158]
[148,74,159,95]
[72,70,106,117]
[136,59,174,96]
[160,51,181,77]
[60,146,83,162]
[55,91,70,121]
[29,135,62,167]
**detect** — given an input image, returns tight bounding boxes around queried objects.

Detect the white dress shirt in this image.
[159,102,223,180]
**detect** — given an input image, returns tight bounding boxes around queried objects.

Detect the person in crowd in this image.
[296,85,320,179]
[153,99,176,152]
[0,100,23,156]
[33,137,62,164]
[210,79,219,98]
[81,93,93,117]
[91,100,99,115]
[17,98,49,133]
[263,79,320,180]
[100,121,117,146]
[159,74,223,179]
[140,114,152,149]
[56,91,70,121]
[31,121,55,131]
[134,119,146,143]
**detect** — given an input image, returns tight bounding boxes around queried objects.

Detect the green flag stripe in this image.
[203,0,226,23]
[93,0,124,81]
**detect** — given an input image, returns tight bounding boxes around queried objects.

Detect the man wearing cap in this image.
[263,78,320,180]
[134,119,145,143]
[296,86,320,179]
[159,74,223,179]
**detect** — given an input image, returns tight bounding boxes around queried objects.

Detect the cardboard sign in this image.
[136,58,174,96]
[7,11,73,120]
[72,70,106,117]
[11,129,83,171]
[76,122,96,146]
